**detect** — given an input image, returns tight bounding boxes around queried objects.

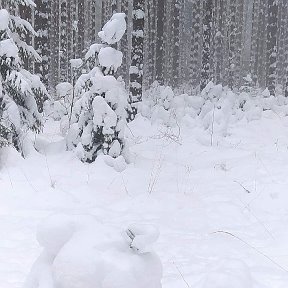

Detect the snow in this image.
[56,82,73,100]
[98,47,123,72]
[243,74,253,83]
[2,97,21,130]
[92,96,117,128]
[85,44,103,60]
[0,39,19,59]
[133,9,145,20]
[262,88,271,98]
[2,87,288,288]
[0,9,9,31]
[70,58,83,69]
[98,13,127,45]
[67,15,128,163]
[24,215,162,288]
[22,0,36,7]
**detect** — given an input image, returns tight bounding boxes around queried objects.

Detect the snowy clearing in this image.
[1,113,288,288]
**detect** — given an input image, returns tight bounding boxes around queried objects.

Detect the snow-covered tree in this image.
[66,13,128,163]
[0,3,49,154]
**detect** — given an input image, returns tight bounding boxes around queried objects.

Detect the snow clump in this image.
[98,13,127,45]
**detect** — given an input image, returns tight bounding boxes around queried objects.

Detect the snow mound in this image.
[98,13,127,45]
[24,214,163,288]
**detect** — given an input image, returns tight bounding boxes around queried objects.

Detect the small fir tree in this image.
[67,13,128,163]
[0,1,49,155]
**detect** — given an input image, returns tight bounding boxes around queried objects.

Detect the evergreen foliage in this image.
[67,13,128,163]
[0,2,48,154]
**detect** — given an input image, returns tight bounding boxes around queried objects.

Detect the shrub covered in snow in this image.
[141,81,288,138]
[66,13,128,163]
[46,82,73,121]
[24,214,163,288]
[0,4,49,155]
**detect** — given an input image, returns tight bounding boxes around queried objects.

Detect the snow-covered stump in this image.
[24,215,163,288]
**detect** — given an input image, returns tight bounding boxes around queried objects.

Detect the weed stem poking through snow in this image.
[172,261,191,288]
[210,104,216,146]
[212,230,288,273]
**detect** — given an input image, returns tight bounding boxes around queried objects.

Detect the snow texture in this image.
[0,9,9,31]
[98,47,123,72]
[0,39,19,59]
[85,44,103,60]
[69,59,83,69]
[24,215,162,288]
[2,89,288,288]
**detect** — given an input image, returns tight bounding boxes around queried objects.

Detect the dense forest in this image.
[1,0,288,160]
[1,0,288,96]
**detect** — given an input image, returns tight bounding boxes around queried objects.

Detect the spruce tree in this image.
[0,1,48,155]
[67,13,128,163]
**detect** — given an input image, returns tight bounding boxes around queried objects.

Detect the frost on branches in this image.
[67,13,128,163]
[0,4,49,155]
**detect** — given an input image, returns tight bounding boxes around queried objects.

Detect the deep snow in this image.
[1,111,288,287]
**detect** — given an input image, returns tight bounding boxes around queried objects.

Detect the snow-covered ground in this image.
[1,111,288,287]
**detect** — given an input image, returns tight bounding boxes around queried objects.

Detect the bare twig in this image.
[212,230,288,273]
[148,153,163,194]
[237,196,275,240]
[210,104,216,146]
[234,180,251,193]
[121,174,131,196]
[3,164,15,192]
[44,153,55,188]
[20,168,40,193]
[172,261,191,288]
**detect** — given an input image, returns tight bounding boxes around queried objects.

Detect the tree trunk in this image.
[155,0,165,84]
[201,0,213,90]
[128,0,145,121]
[266,0,278,96]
